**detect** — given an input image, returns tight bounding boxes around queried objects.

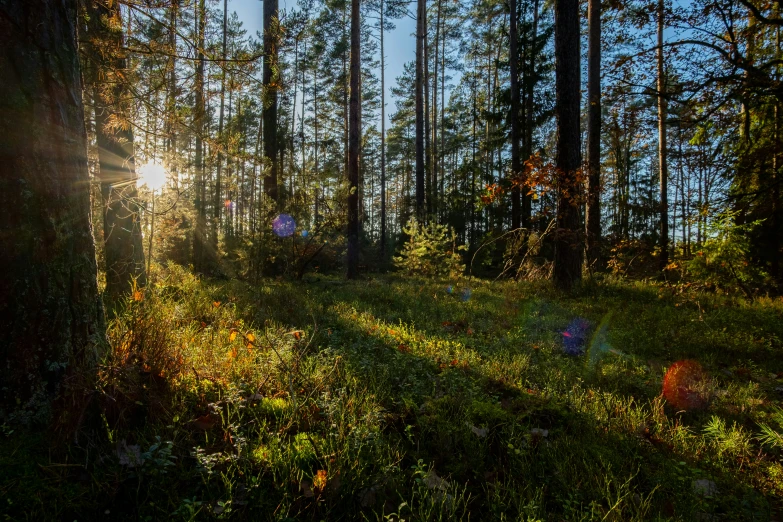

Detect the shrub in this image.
[685,211,768,296]
[393,218,466,278]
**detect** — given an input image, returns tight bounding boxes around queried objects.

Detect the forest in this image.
[1,0,783,519]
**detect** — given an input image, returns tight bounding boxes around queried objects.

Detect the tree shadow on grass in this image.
[231,279,774,520]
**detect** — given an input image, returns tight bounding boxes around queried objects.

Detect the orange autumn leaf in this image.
[230,346,238,359]
[133,290,143,301]
[213,301,221,308]
[229,330,238,342]
[293,331,301,341]
[313,469,327,490]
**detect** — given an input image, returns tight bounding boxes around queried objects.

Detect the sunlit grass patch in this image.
[2,268,783,520]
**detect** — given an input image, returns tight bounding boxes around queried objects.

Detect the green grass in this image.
[2,265,783,520]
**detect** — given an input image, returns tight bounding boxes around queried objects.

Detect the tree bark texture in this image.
[509,0,521,230]
[347,0,361,278]
[657,0,669,271]
[0,0,105,421]
[87,0,147,302]
[585,0,601,269]
[553,0,583,290]
[415,0,426,219]
[263,0,279,206]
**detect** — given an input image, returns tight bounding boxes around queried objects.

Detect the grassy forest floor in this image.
[2,265,783,521]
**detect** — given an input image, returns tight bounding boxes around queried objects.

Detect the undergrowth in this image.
[2,264,782,520]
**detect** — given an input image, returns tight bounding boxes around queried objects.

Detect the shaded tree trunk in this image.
[263,0,279,206]
[657,0,669,271]
[193,0,208,271]
[415,0,426,218]
[166,0,179,183]
[380,0,387,257]
[522,0,539,227]
[432,0,441,220]
[347,0,361,279]
[0,0,104,421]
[585,0,601,269]
[213,0,228,252]
[87,0,146,301]
[552,0,583,290]
[509,0,521,229]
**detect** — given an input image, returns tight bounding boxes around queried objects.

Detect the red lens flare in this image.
[663,360,708,411]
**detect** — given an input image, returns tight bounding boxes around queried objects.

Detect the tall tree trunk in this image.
[425,21,431,218]
[213,0,228,253]
[347,0,361,279]
[380,0,387,257]
[415,0,426,218]
[432,0,441,220]
[193,0,207,271]
[657,0,669,271]
[0,0,104,422]
[522,0,539,227]
[166,0,179,184]
[440,23,446,221]
[87,0,147,301]
[552,0,583,290]
[585,0,601,269]
[509,0,521,229]
[263,0,279,206]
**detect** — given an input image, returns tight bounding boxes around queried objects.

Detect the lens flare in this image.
[461,288,472,302]
[663,360,708,411]
[562,318,591,356]
[301,230,309,238]
[272,214,296,238]
[446,285,454,294]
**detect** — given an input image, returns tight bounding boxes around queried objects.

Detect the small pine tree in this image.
[393,218,466,277]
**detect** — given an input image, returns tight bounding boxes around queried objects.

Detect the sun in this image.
[137,162,167,192]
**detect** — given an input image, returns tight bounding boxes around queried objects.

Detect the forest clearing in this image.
[2,0,783,519]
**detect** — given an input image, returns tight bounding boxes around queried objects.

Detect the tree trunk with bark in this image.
[509,0,521,229]
[347,0,361,278]
[193,0,208,271]
[415,0,426,219]
[0,0,105,422]
[87,0,147,302]
[380,0,387,257]
[585,0,601,270]
[263,0,279,206]
[657,0,669,271]
[552,0,583,290]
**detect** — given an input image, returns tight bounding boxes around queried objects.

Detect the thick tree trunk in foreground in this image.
[585,0,602,269]
[88,0,146,302]
[0,0,104,421]
[347,0,361,279]
[552,0,583,290]
[263,0,280,207]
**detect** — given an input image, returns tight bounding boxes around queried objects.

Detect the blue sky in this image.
[232,0,417,127]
